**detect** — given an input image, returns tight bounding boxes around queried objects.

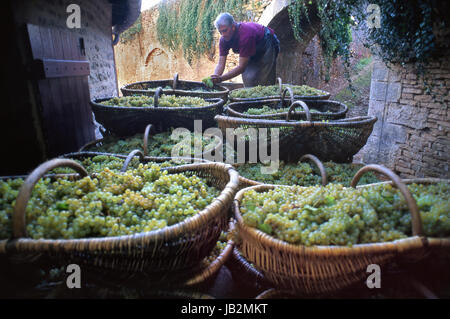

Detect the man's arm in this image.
[211,56,249,83]
[213,55,227,77]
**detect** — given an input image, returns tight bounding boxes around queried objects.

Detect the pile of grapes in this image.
[236,161,380,186]
[50,155,188,175]
[240,182,450,246]
[100,95,209,108]
[204,231,229,265]
[243,105,328,116]
[0,163,219,240]
[84,131,221,158]
[230,85,327,99]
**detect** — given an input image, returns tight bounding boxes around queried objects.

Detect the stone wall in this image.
[115,1,369,94]
[11,0,117,99]
[114,3,277,91]
[360,56,450,178]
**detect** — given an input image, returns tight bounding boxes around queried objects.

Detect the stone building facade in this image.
[360,56,450,179]
[11,0,118,99]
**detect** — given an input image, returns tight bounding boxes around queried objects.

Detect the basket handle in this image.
[281,86,294,108]
[143,124,155,157]
[300,154,328,186]
[12,159,89,239]
[121,149,145,172]
[154,87,164,107]
[286,100,311,122]
[277,77,283,96]
[173,73,179,90]
[351,164,423,237]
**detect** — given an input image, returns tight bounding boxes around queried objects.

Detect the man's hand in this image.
[210,74,222,84]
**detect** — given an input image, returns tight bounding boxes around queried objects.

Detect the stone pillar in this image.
[359,57,450,179]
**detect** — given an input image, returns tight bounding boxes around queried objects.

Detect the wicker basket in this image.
[226,99,348,121]
[233,164,450,295]
[90,91,225,136]
[2,156,239,281]
[227,87,347,121]
[120,73,229,102]
[234,154,328,190]
[79,124,224,161]
[228,78,331,103]
[214,113,377,163]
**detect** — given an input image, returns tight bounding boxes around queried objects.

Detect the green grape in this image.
[230,84,327,99]
[244,104,327,116]
[100,95,210,108]
[240,182,450,246]
[237,161,380,186]
[202,77,214,89]
[0,163,220,240]
[80,130,222,158]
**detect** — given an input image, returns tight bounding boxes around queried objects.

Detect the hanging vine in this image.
[288,0,358,83]
[288,0,448,97]
[156,0,250,64]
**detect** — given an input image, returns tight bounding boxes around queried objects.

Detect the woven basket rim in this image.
[233,178,450,254]
[3,160,239,249]
[229,87,331,102]
[215,114,377,127]
[91,96,224,111]
[120,79,229,94]
[233,162,389,188]
[78,130,225,157]
[226,99,348,119]
[184,238,235,286]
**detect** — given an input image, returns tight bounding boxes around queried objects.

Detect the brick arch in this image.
[144,47,170,79]
[145,48,166,67]
[265,3,321,85]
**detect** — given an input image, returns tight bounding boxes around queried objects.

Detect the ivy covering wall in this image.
[156,0,250,64]
[288,0,449,94]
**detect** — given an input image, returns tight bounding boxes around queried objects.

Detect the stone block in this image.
[386,104,428,129]
[386,82,402,102]
[380,123,407,145]
[370,81,388,101]
[401,93,413,100]
[402,87,423,94]
[372,62,389,81]
[388,69,402,82]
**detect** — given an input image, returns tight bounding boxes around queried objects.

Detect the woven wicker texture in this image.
[226,99,348,121]
[3,156,239,280]
[215,115,377,163]
[120,73,229,102]
[228,78,331,103]
[90,96,225,137]
[233,164,450,295]
[79,124,224,161]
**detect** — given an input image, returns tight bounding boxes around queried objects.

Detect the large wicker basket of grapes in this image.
[79,124,224,162]
[0,154,240,281]
[90,89,225,136]
[120,73,229,102]
[233,164,450,295]
[228,78,330,103]
[226,88,347,121]
[215,110,377,163]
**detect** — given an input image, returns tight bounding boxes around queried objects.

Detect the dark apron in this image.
[242,27,280,87]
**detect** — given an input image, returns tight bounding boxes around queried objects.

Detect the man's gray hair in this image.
[214,12,235,29]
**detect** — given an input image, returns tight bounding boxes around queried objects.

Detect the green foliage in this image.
[156,0,249,64]
[288,0,358,82]
[288,0,448,98]
[120,16,142,44]
[353,0,449,104]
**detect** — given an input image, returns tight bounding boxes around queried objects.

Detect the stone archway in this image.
[258,0,321,85]
[144,47,170,79]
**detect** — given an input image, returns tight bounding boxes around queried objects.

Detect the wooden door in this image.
[26,24,95,157]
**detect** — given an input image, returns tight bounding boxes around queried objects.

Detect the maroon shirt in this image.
[219,22,274,58]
